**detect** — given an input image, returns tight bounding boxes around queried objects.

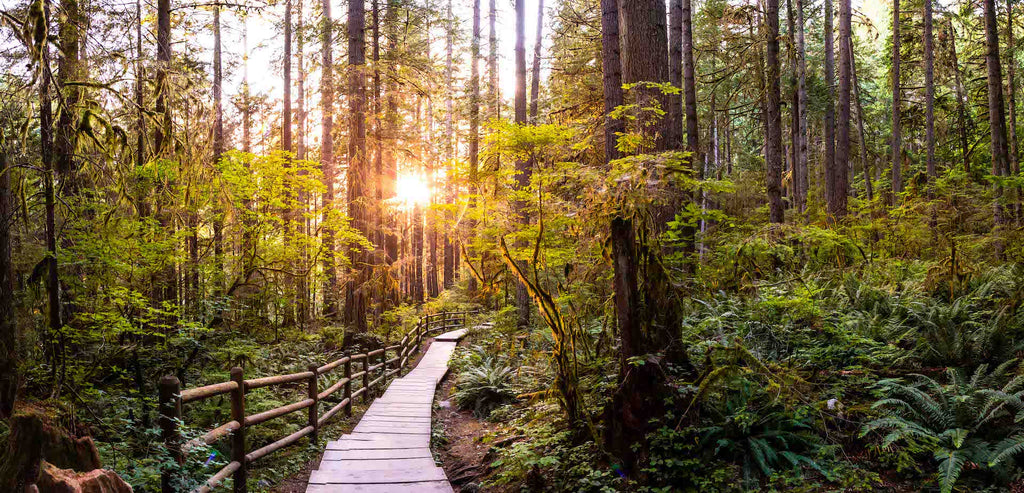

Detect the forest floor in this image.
[435,375,501,492]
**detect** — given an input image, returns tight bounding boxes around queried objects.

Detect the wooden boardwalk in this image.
[305,328,470,492]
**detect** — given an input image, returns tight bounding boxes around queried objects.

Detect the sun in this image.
[394,173,432,209]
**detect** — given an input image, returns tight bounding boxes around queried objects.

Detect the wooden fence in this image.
[158,310,477,493]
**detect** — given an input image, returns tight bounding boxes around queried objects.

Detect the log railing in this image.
[159,309,477,493]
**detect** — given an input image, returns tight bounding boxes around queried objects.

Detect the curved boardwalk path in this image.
[305,328,470,492]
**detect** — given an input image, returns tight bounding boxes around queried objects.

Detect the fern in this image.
[863,364,1024,492]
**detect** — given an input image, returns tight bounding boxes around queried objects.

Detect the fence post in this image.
[307,364,319,443]
[230,367,247,493]
[362,355,370,404]
[159,375,182,493]
[343,357,353,416]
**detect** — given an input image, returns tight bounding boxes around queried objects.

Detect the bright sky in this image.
[232,0,542,108]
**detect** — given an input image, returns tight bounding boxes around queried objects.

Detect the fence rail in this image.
[158,310,478,493]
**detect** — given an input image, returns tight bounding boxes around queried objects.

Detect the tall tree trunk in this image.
[835,0,851,217]
[1008,0,1021,220]
[39,4,64,392]
[346,0,369,331]
[949,18,970,175]
[529,0,544,121]
[682,0,698,157]
[608,0,674,472]
[243,15,251,154]
[766,0,784,223]
[443,0,455,290]
[823,0,835,212]
[212,5,224,295]
[283,0,295,327]
[0,149,17,419]
[154,0,171,156]
[514,0,531,328]
[891,0,902,199]
[601,0,623,163]
[796,0,808,214]
[985,0,1011,227]
[924,0,935,187]
[668,0,682,147]
[56,0,81,185]
[296,0,309,324]
[426,9,439,299]
[322,0,338,317]
[468,0,481,293]
[851,36,873,202]
[786,0,801,213]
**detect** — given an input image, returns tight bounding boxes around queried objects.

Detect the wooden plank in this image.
[322,447,433,461]
[308,467,448,484]
[305,481,453,493]
[353,424,430,435]
[316,457,438,471]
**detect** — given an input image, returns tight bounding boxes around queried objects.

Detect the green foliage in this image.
[452,346,517,418]
[861,364,1024,493]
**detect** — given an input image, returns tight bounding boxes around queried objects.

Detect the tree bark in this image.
[212,5,224,295]
[601,0,623,162]
[668,0,682,147]
[529,0,544,121]
[985,0,1010,227]
[154,0,171,156]
[322,0,338,316]
[850,36,873,202]
[1008,0,1021,219]
[468,0,481,293]
[949,18,970,175]
[796,0,808,215]
[514,0,531,328]
[924,0,935,187]
[765,0,784,223]
[346,0,369,331]
[823,0,835,212]
[443,0,455,290]
[834,0,851,217]
[0,149,17,419]
[891,0,902,199]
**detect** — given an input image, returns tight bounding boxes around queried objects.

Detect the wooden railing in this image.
[158,310,477,493]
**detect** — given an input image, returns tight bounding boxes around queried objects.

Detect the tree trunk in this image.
[154,0,171,156]
[924,0,935,187]
[443,0,455,290]
[890,0,902,199]
[668,0,682,148]
[796,0,808,215]
[322,0,338,317]
[850,36,873,202]
[601,0,623,163]
[56,0,81,186]
[765,0,784,223]
[514,0,531,328]
[0,149,17,419]
[212,5,224,295]
[985,0,1010,227]
[682,0,698,157]
[1008,0,1021,220]
[346,0,369,331]
[468,0,481,293]
[949,18,970,175]
[786,0,801,214]
[823,0,835,213]
[529,0,544,121]
[834,0,851,217]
